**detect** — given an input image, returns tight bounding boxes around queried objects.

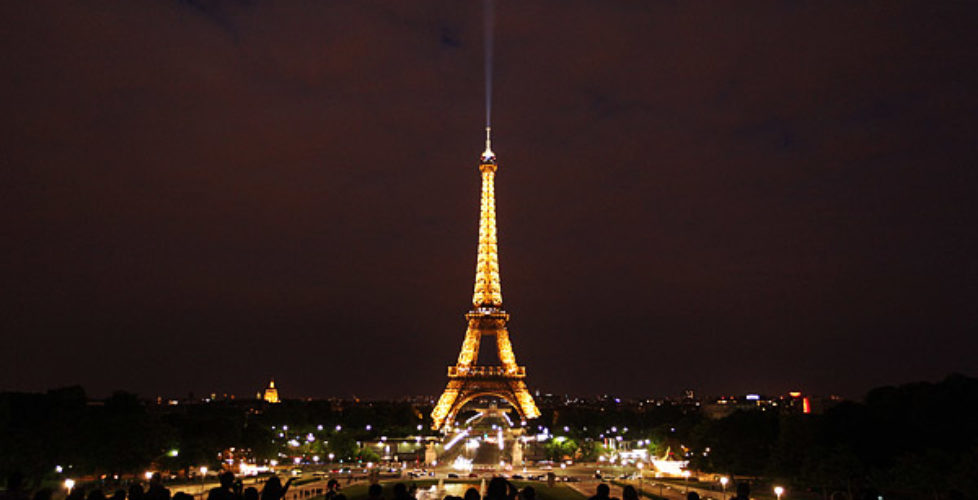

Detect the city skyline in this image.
[2,2,977,400]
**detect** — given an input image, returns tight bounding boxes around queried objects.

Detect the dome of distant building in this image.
[263,379,280,403]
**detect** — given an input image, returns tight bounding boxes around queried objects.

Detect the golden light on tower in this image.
[431,128,540,431]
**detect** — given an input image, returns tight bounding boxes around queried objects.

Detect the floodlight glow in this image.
[444,430,470,450]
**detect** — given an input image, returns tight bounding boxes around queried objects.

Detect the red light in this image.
[802,397,811,414]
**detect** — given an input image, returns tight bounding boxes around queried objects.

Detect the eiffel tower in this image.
[430,128,541,431]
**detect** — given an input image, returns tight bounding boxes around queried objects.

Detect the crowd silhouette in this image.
[2,471,749,500]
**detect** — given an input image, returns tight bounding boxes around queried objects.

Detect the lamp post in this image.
[199,466,208,494]
[64,479,76,495]
[636,462,644,494]
[719,476,728,500]
[682,470,690,495]
[774,486,785,500]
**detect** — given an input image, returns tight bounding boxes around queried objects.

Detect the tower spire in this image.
[472,128,502,309]
[482,126,495,163]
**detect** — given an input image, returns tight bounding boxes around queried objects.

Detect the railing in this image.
[448,365,525,377]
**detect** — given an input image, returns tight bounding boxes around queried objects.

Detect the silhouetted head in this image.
[735,483,750,499]
[173,493,193,500]
[150,473,162,487]
[486,478,508,499]
[464,487,480,500]
[368,484,382,498]
[595,484,610,499]
[67,487,87,500]
[264,476,282,494]
[86,489,107,500]
[392,483,407,498]
[219,472,235,489]
[243,488,258,500]
[520,486,535,500]
[6,472,24,492]
[128,484,144,500]
[686,493,700,500]
[622,486,637,500]
[334,496,346,500]
[327,480,339,491]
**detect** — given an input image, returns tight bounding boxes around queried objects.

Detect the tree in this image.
[544,438,578,461]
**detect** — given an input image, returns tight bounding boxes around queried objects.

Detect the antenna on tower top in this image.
[482,126,495,162]
[481,0,496,163]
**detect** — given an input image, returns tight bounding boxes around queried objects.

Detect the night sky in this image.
[2,1,977,401]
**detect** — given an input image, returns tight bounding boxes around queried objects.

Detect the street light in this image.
[774,486,785,500]
[682,470,691,494]
[719,477,729,500]
[199,466,208,493]
[636,462,644,493]
[64,479,76,494]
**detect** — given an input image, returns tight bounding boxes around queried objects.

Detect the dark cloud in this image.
[1,1,976,400]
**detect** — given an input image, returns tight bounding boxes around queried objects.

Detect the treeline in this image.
[688,374,978,499]
[0,388,426,487]
[4,374,977,499]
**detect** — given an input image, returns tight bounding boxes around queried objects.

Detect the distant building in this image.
[263,379,280,403]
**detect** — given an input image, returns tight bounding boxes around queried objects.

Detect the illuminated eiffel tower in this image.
[430,128,541,431]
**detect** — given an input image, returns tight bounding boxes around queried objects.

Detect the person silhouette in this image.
[391,484,412,500]
[463,487,480,500]
[485,478,514,500]
[732,483,750,500]
[128,484,144,500]
[145,474,170,500]
[260,477,294,500]
[243,488,259,500]
[367,484,383,500]
[66,487,87,500]
[172,494,193,500]
[207,472,239,500]
[686,493,700,500]
[588,484,610,500]
[86,489,107,500]
[518,486,534,500]
[324,480,340,500]
[0,473,29,500]
[622,486,638,500]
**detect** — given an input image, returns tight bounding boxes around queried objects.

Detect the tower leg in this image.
[456,328,481,368]
[495,330,518,372]
[432,380,462,430]
[509,380,541,420]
